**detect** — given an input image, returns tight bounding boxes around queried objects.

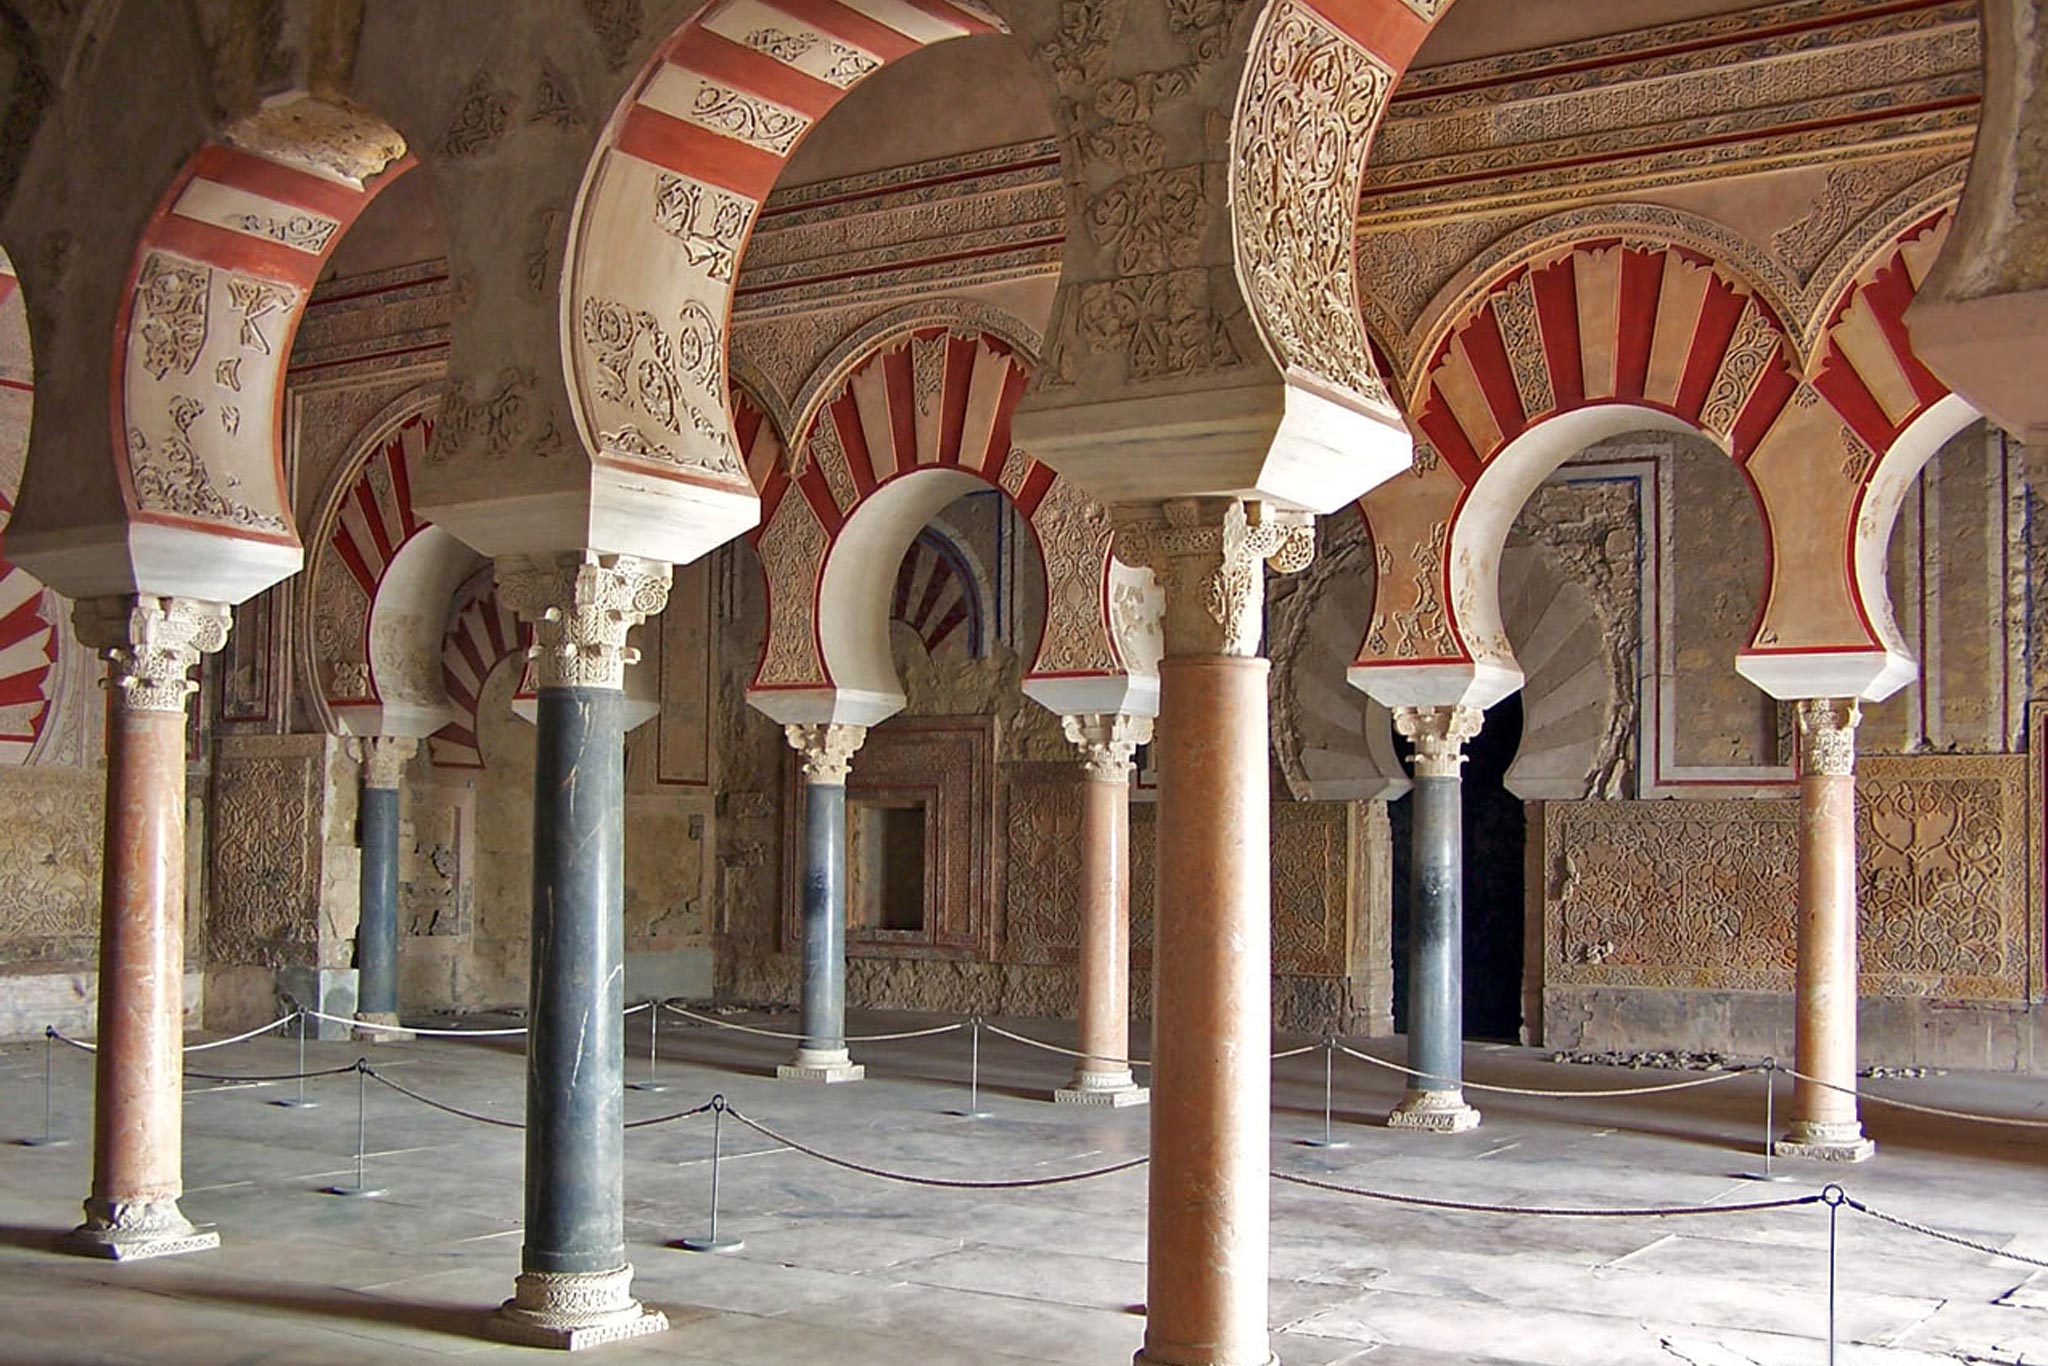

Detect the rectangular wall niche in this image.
[785,716,994,959]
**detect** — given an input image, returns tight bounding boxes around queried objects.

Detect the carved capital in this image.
[1061,712,1152,783]
[1393,704,1484,779]
[354,735,418,790]
[784,723,867,786]
[1795,698,1860,778]
[495,552,671,691]
[73,596,232,714]
[1112,498,1315,657]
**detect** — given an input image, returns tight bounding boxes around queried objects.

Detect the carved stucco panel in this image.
[209,740,324,967]
[753,492,829,688]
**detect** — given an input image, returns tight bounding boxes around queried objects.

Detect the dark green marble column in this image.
[777,724,866,1084]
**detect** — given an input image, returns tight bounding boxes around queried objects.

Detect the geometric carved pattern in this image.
[1002,764,1082,966]
[0,766,102,959]
[1544,755,2029,1001]
[208,742,323,967]
[1272,802,1347,977]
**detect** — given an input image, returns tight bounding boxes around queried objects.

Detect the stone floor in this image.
[0,1010,2045,1364]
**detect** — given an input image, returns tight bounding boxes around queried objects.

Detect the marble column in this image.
[61,596,230,1261]
[1777,698,1875,1162]
[1054,713,1151,1108]
[1119,498,1313,1366]
[1387,706,1484,1133]
[778,724,867,1084]
[353,736,417,1041]
[489,553,671,1350]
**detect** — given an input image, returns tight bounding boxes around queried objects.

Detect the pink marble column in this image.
[63,597,230,1260]
[1120,498,1313,1366]
[1777,698,1874,1162]
[1055,713,1150,1108]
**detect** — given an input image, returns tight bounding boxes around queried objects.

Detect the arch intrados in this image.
[787,304,1041,455]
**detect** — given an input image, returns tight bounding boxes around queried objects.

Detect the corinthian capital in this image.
[1062,712,1152,782]
[1795,698,1860,778]
[1393,704,1484,779]
[496,552,671,691]
[354,735,419,790]
[1112,498,1315,657]
[73,596,232,714]
[785,723,867,786]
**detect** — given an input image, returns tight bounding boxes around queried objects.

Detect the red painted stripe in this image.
[0,378,32,394]
[453,629,489,687]
[1812,345,1897,451]
[939,334,975,469]
[982,360,1031,477]
[668,30,843,120]
[480,602,510,660]
[911,558,950,630]
[1415,397,1482,485]
[1859,258,1950,408]
[733,398,763,454]
[927,603,970,651]
[829,397,876,496]
[1460,305,1527,439]
[797,463,846,535]
[353,477,397,567]
[916,0,1002,33]
[767,0,924,60]
[1530,258,1582,408]
[1014,461,1056,520]
[0,592,45,649]
[151,214,314,287]
[1302,0,1430,66]
[882,345,919,467]
[188,143,368,220]
[388,421,422,538]
[442,672,478,714]
[0,667,48,708]
[616,105,781,199]
[1729,363,1798,462]
[333,524,379,597]
[758,468,789,524]
[438,724,479,750]
[0,275,17,310]
[1673,280,1748,422]
[1614,247,1665,401]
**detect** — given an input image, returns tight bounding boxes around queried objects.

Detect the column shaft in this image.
[1144,656,1271,1366]
[797,781,849,1064]
[1406,772,1463,1091]
[356,785,401,1021]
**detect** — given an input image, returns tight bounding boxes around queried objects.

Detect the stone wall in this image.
[1532,754,2042,1069]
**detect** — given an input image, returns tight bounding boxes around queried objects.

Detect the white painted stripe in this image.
[705,0,884,89]
[0,567,42,619]
[0,631,50,679]
[640,64,811,155]
[172,178,339,256]
[853,0,970,42]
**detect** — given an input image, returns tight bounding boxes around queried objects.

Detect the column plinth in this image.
[487,553,671,1350]
[1387,705,1482,1135]
[778,724,866,1085]
[1055,714,1150,1108]
[1119,498,1311,1366]
[61,596,229,1262]
[353,736,417,1043]
[1776,699,1874,1164]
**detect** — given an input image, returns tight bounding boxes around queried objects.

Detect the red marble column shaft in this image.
[90,704,190,1214]
[1075,771,1131,1083]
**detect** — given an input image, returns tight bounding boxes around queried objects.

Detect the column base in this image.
[1134,1351,1277,1365]
[1774,1120,1875,1163]
[777,1047,864,1084]
[487,1266,669,1351]
[1055,1069,1149,1107]
[59,1198,221,1262]
[352,1012,415,1044]
[1387,1089,1482,1133]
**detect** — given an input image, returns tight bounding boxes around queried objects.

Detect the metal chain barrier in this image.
[44,1015,298,1055]
[1777,1062,2048,1130]
[723,1100,1149,1189]
[1841,1189,2048,1270]
[663,1002,962,1044]
[1333,1042,1751,1100]
[1273,1168,1825,1219]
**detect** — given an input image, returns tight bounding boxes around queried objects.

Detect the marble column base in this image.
[352,1012,414,1044]
[777,1047,864,1084]
[488,1266,668,1351]
[1387,1089,1482,1133]
[1134,1352,1277,1366]
[1055,1069,1149,1107]
[1775,1120,1875,1163]
[59,1198,220,1261]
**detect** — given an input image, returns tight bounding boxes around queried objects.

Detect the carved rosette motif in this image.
[1115,498,1314,657]
[785,722,867,786]
[356,735,419,790]
[495,553,671,692]
[1796,698,1860,778]
[1061,712,1152,782]
[73,596,231,714]
[1231,0,1397,413]
[1393,704,1484,779]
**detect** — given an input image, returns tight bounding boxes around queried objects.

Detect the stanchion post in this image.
[1823,1183,1844,1366]
[1297,1037,1349,1150]
[1735,1058,1787,1182]
[320,1061,385,1198]
[272,1009,318,1110]
[676,1095,742,1254]
[15,1028,69,1147]
[946,1017,992,1120]
[627,1000,669,1094]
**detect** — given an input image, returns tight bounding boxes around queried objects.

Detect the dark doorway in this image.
[1389,694,1528,1043]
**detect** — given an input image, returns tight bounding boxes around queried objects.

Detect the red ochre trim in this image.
[982,359,1030,477]
[1613,246,1666,402]
[1302,0,1430,67]
[1530,258,1582,408]
[188,143,369,220]
[617,104,782,199]
[1729,363,1797,463]
[882,345,918,468]
[1414,397,1481,485]
[1013,461,1055,520]
[1674,279,1748,423]
[1458,305,1526,438]
[768,0,925,60]
[668,31,844,121]
[152,214,315,287]
[1811,345,1897,452]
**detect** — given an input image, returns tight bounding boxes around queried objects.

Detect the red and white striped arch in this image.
[894,529,984,659]
[113,114,412,603]
[0,254,57,765]
[746,326,1140,726]
[1355,217,1973,710]
[315,409,435,719]
[563,0,1003,564]
[431,569,532,771]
